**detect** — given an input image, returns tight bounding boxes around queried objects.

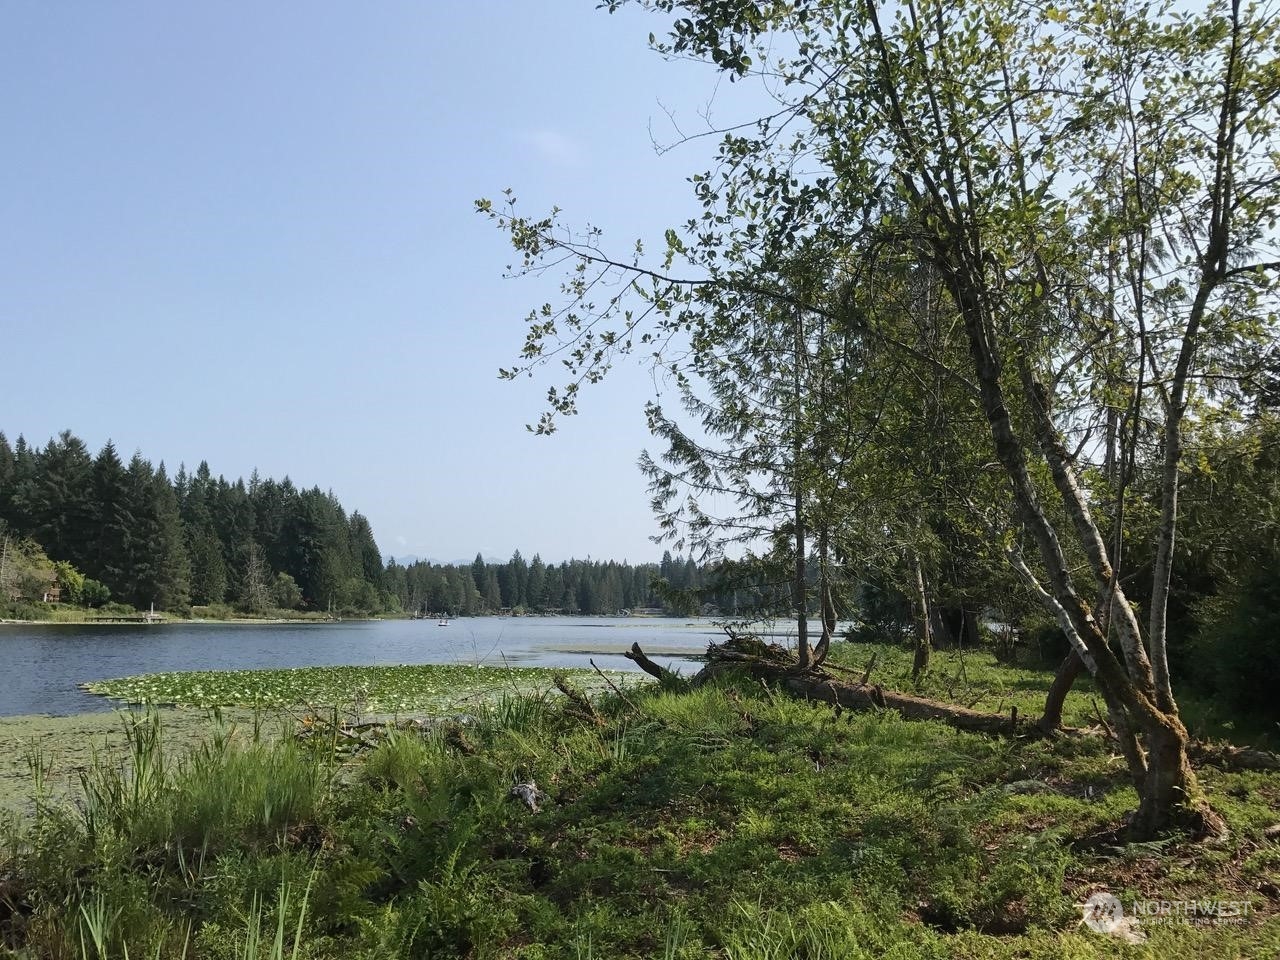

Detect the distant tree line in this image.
[385,548,784,618]
[0,430,387,615]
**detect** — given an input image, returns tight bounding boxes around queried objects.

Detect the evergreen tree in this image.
[313,547,349,612]
[349,512,383,583]
[544,564,564,611]
[527,554,547,611]
[30,431,94,570]
[118,456,191,611]
[500,550,527,607]
[149,464,190,611]
[8,436,37,538]
[172,462,189,506]
[179,461,226,605]
[600,566,623,613]
[496,562,514,608]
[180,462,214,529]
[212,477,257,601]
[577,574,597,615]
[383,558,408,611]
[683,557,700,592]
[483,567,501,610]
[119,455,190,610]
[459,573,480,615]
[253,476,298,573]
[88,441,132,594]
[282,487,357,607]
[121,452,159,606]
[559,562,578,612]
[188,528,227,605]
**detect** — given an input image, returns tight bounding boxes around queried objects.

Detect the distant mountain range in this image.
[390,554,504,567]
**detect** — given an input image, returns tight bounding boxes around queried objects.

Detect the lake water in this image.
[0,617,728,717]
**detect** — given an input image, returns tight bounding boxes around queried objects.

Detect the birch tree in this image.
[482,0,1280,836]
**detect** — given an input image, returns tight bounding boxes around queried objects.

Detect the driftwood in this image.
[626,638,1280,768]
[591,658,641,712]
[616,636,1034,737]
[697,654,1027,736]
[553,673,604,726]
[1189,742,1280,773]
[623,642,682,684]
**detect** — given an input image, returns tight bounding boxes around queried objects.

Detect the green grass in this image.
[3,650,1279,958]
[826,640,1280,748]
[826,640,1101,723]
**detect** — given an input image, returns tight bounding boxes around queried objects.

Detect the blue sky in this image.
[1,2,752,564]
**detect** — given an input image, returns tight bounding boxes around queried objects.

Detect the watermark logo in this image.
[1132,899,1251,926]
[1082,892,1125,934]
[1082,891,1251,941]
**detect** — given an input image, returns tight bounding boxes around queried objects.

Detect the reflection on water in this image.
[0,617,730,717]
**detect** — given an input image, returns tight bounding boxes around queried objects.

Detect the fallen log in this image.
[697,655,1027,736]
[624,642,682,685]
[553,673,604,727]
[626,639,1280,768]
[1188,742,1280,773]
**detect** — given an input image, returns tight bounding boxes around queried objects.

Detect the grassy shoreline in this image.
[3,649,1278,957]
[0,706,292,815]
[2,662,626,815]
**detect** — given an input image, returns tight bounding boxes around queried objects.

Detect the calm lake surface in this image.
[0,617,726,717]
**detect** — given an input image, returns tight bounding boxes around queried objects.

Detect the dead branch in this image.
[624,642,681,684]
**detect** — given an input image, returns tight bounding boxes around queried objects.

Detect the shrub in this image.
[1194,569,1280,724]
[192,603,236,620]
[1020,622,1072,667]
[80,578,111,608]
[272,573,303,611]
